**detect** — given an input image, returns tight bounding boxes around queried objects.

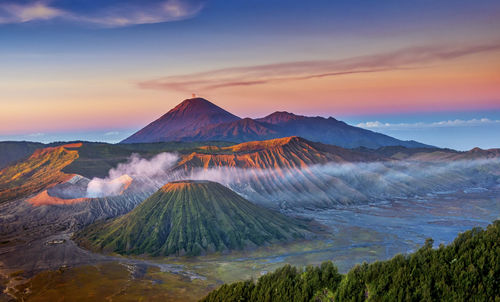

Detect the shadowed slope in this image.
[121,98,241,143]
[121,97,431,148]
[75,180,309,256]
[184,118,279,142]
[0,141,45,169]
[0,143,81,203]
[256,111,429,148]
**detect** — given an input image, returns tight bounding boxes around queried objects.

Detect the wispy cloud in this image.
[0,1,64,23]
[0,0,203,27]
[104,131,120,136]
[356,118,500,130]
[28,132,45,137]
[138,42,500,92]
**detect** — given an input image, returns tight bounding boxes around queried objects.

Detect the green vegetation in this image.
[201,220,500,301]
[202,262,342,302]
[75,180,309,256]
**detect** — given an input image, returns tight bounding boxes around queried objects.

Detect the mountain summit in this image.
[256,111,305,124]
[121,98,240,143]
[121,97,431,149]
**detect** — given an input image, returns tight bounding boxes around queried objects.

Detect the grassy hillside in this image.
[201,220,500,301]
[75,180,309,256]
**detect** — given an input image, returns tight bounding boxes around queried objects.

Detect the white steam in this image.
[184,158,500,207]
[85,151,500,208]
[86,175,133,198]
[86,152,179,198]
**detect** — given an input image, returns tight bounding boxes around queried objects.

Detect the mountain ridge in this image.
[174,136,381,172]
[0,143,81,203]
[120,97,432,149]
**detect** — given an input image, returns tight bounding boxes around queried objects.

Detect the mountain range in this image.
[121,97,430,149]
[2,136,499,207]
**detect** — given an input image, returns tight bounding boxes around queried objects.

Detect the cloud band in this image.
[0,0,203,27]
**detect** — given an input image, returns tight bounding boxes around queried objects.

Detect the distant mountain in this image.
[355,145,500,161]
[256,111,428,149]
[121,97,431,148]
[121,98,240,143]
[74,180,308,256]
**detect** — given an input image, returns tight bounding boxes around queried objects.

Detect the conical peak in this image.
[163,97,241,122]
[179,97,212,106]
[170,97,220,113]
[76,178,308,257]
[160,179,219,192]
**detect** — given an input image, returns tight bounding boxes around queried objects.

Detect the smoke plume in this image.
[86,152,179,198]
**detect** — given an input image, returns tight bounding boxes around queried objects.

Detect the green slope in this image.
[75,180,309,256]
[201,220,500,301]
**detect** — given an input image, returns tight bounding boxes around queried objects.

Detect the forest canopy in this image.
[201,220,500,301]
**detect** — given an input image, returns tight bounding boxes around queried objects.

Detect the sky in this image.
[0,0,499,150]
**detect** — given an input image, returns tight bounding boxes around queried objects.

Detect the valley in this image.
[0,99,499,301]
[3,0,500,298]
[2,188,498,301]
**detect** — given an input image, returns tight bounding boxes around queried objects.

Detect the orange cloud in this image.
[138,41,500,93]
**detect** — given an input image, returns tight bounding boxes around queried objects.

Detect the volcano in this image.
[75,180,308,256]
[121,97,431,149]
[121,98,240,143]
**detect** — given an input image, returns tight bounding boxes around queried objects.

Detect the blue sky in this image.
[342,110,500,150]
[0,0,499,150]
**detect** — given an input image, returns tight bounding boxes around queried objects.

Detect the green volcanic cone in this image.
[75,180,309,256]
